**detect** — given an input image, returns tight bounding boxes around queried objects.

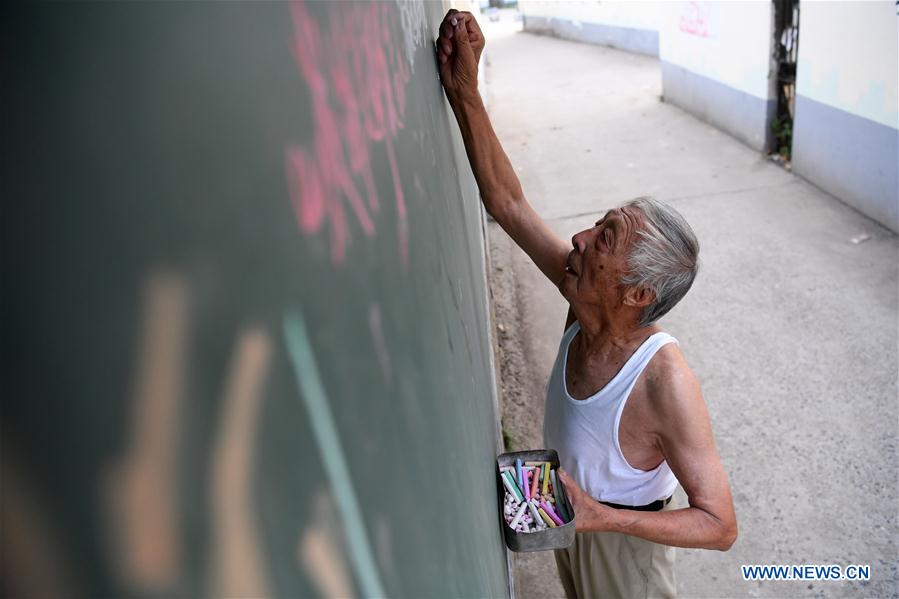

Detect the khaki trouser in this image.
[553,500,677,599]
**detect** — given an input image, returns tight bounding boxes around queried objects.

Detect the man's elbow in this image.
[483,193,518,219]
[713,520,738,551]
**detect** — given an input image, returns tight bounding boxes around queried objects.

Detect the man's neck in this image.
[572,306,655,357]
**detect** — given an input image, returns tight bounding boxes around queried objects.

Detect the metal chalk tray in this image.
[496,449,575,552]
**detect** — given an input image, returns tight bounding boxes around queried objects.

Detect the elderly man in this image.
[437,10,737,599]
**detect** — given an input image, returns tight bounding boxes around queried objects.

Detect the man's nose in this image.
[571,234,586,254]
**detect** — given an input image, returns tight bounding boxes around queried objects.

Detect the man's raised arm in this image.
[437,10,569,286]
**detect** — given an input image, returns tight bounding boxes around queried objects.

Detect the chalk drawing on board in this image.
[374,513,399,591]
[394,0,429,69]
[283,312,385,597]
[208,328,272,598]
[298,489,356,598]
[2,447,77,597]
[285,0,411,267]
[103,272,187,593]
[368,303,393,385]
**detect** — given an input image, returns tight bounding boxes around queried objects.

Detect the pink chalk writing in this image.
[286,0,410,266]
[679,2,715,38]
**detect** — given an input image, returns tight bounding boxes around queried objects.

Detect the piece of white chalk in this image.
[509,502,528,529]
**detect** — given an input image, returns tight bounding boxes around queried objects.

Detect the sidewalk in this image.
[483,20,898,599]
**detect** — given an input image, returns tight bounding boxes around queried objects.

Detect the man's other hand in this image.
[436,10,484,106]
[558,469,618,533]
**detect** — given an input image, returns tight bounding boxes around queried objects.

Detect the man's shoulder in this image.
[644,339,701,408]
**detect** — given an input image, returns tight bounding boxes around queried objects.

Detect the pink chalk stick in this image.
[523,469,531,501]
[540,500,565,527]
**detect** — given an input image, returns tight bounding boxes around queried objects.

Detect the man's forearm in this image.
[586,505,737,551]
[450,95,524,218]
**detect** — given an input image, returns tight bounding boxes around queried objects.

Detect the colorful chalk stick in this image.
[540,500,565,527]
[537,507,557,528]
[527,499,541,524]
[501,471,523,503]
[523,469,531,501]
[550,469,570,522]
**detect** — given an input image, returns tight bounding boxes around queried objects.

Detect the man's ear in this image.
[623,286,655,308]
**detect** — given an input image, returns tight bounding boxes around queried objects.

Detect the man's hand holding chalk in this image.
[436,9,485,106]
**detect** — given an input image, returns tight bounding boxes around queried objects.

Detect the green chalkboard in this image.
[1,2,509,597]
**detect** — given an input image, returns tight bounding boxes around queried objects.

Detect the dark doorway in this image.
[771,0,800,162]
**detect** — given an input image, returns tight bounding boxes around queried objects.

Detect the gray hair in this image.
[620,197,700,327]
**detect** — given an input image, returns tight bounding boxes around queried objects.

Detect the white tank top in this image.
[543,322,680,506]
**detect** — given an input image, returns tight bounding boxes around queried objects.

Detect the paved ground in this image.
[481,14,898,599]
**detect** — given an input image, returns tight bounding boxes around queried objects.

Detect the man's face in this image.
[559,206,646,310]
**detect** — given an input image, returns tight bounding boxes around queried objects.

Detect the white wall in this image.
[659,1,774,101]
[519,0,663,33]
[791,0,898,233]
[796,0,898,130]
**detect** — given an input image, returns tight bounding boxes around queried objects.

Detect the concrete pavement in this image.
[482,16,898,599]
